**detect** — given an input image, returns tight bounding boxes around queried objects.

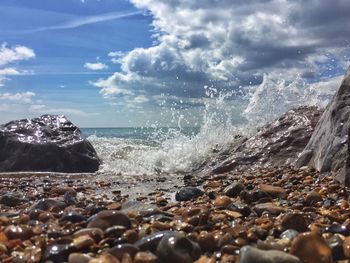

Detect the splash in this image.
[88,74,339,176]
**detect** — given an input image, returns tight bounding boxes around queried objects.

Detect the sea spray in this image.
[87,74,339,176]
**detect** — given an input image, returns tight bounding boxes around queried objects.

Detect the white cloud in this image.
[0,91,35,104]
[84,62,108,71]
[91,0,350,110]
[0,43,35,66]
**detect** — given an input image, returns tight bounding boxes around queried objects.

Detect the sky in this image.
[0,0,349,127]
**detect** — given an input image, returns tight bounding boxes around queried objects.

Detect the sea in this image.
[80,74,336,177]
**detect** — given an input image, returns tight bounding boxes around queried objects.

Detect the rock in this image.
[0,193,26,207]
[68,253,92,263]
[30,198,66,212]
[280,229,299,241]
[290,232,332,263]
[212,106,322,174]
[296,67,350,185]
[0,114,100,173]
[223,182,245,198]
[175,187,204,201]
[253,203,285,216]
[44,244,74,263]
[305,191,322,205]
[89,254,120,263]
[134,251,158,263]
[107,244,139,260]
[73,235,95,249]
[257,184,286,198]
[343,236,350,258]
[87,210,131,230]
[156,232,201,263]
[324,224,350,236]
[60,211,86,223]
[121,201,163,217]
[73,228,104,243]
[214,196,232,207]
[281,213,308,232]
[4,225,34,240]
[135,231,176,253]
[240,245,301,263]
[327,235,345,261]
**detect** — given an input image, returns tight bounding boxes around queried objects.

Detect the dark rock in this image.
[253,203,285,216]
[44,244,74,263]
[156,232,201,263]
[122,200,163,217]
[212,106,322,174]
[281,213,308,232]
[135,231,175,253]
[296,67,350,185]
[87,210,131,230]
[175,187,204,201]
[227,203,251,217]
[4,225,34,240]
[60,211,86,223]
[31,198,66,212]
[240,245,301,263]
[0,192,26,207]
[223,182,245,198]
[0,114,100,173]
[327,235,345,261]
[280,229,299,241]
[324,224,350,236]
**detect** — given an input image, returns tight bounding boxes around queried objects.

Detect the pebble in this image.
[43,244,73,263]
[87,210,131,230]
[175,187,204,201]
[4,225,34,240]
[156,233,201,263]
[257,184,286,198]
[280,229,299,241]
[305,191,322,205]
[240,245,301,263]
[135,231,175,253]
[290,232,332,263]
[134,251,158,263]
[89,254,121,263]
[68,253,92,263]
[281,213,308,232]
[253,203,285,216]
[214,196,232,207]
[327,234,345,261]
[60,211,86,223]
[73,234,95,249]
[223,182,245,198]
[0,193,26,207]
[107,244,139,260]
[73,227,104,242]
[31,198,66,212]
[343,236,350,258]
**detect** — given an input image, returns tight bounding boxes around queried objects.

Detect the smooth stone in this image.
[281,213,308,232]
[64,191,78,205]
[343,236,350,258]
[134,251,158,263]
[214,196,232,207]
[105,225,127,238]
[121,201,163,217]
[305,191,322,205]
[324,224,350,236]
[253,203,285,216]
[175,187,204,201]
[73,235,95,249]
[327,235,345,261]
[89,254,120,263]
[0,193,26,207]
[4,225,34,240]
[68,253,92,263]
[107,244,139,260]
[197,232,216,252]
[223,182,245,198]
[87,210,131,230]
[290,232,332,263]
[60,211,86,223]
[31,198,66,212]
[227,203,251,217]
[258,184,286,198]
[73,228,104,242]
[280,229,299,241]
[135,231,176,253]
[43,244,74,263]
[123,230,139,244]
[240,245,301,263]
[240,190,271,204]
[156,233,201,263]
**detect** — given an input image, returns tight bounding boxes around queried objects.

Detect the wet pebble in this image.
[240,245,301,263]
[31,198,66,212]
[223,182,245,198]
[60,211,86,223]
[44,244,74,263]
[107,244,139,260]
[134,251,158,263]
[68,253,92,263]
[253,203,285,216]
[258,184,286,198]
[290,232,332,263]
[0,193,26,207]
[305,191,322,205]
[280,229,299,241]
[4,225,34,240]
[87,210,131,230]
[281,213,308,232]
[324,224,350,236]
[175,187,204,201]
[327,234,345,261]
[214,196,232,207]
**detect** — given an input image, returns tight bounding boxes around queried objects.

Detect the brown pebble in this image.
[90,254,121,263]
[4,225,34,240]
[214,196,232,207]
[197,232,217,252]
[343,236,350,258]
[87,211,131,230]
[305,191,322,205]
[258,184,286,198]
[134,251,157,263]
[290,232,332,263]
[194,255,215,263]
[281,212,308,232]
[73,235,95,249]
[123,230,138,244]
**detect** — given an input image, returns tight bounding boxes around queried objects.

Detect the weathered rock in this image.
[258,184,286,199]
[30,198,67,212]
[212,106,322,174]
[0,115,100,173]
[0,193,26,207]
[121,201,163,217]
[240,245,301,263]
[135,231,175,253]
[281,213,308,232]
[44,244,74,263]
[175,187,204,201]
[253,203,285,216]
[223,182,245,198]
[296,67,350,185]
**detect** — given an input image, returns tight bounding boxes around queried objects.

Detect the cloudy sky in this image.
[0,0,349,127]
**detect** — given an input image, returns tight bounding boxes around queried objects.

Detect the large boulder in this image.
[0,115,100,173]
[212,106,323,174]
[296,67,350,185]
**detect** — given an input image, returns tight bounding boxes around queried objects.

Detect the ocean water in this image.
[82,74,338,177]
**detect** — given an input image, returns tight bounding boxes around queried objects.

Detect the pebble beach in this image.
[1,166,349,263]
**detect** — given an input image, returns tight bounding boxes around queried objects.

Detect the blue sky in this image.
[0,0,349,127]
